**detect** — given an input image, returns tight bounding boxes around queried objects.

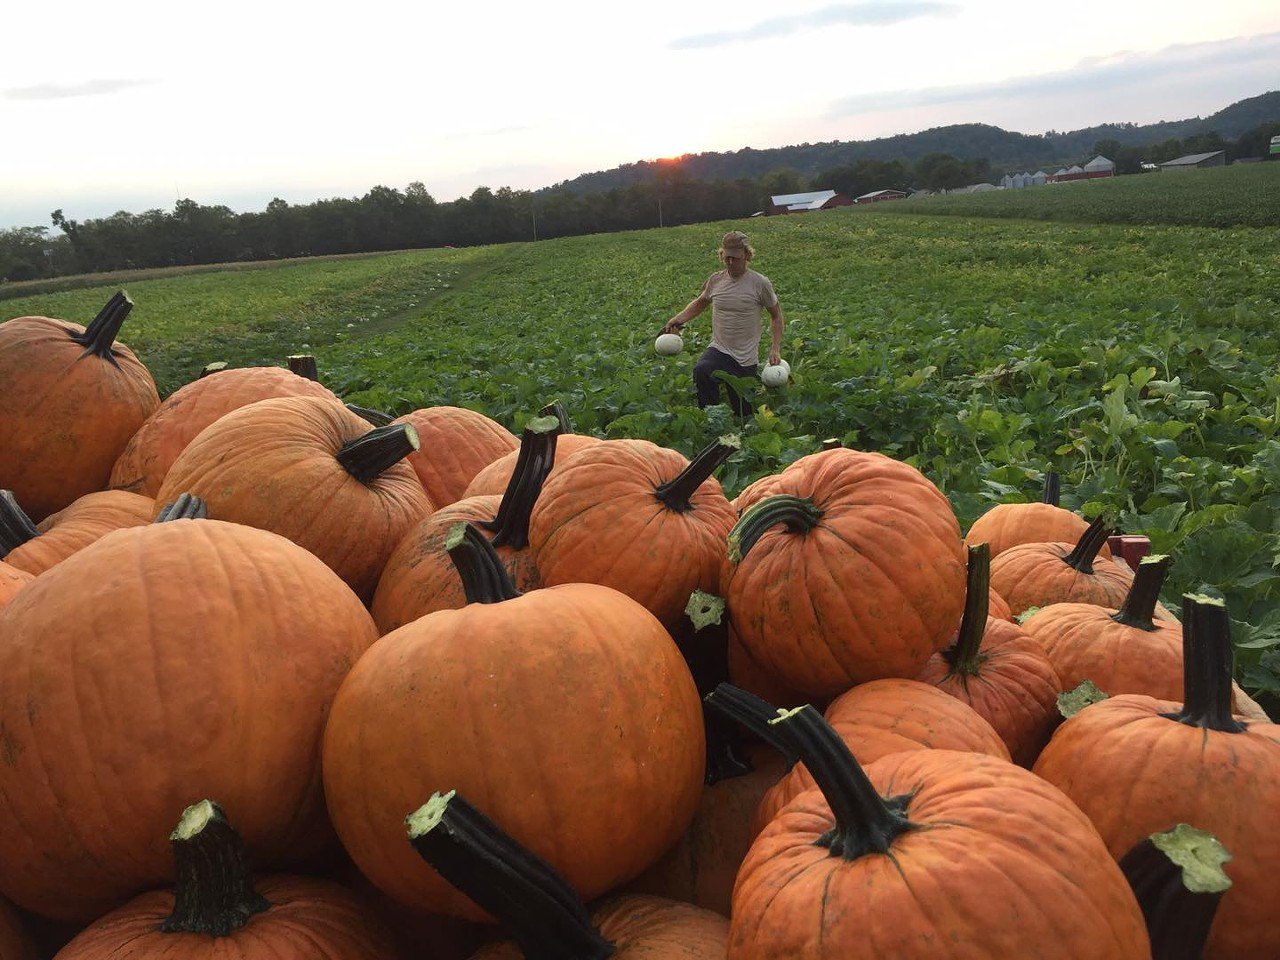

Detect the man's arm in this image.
[663,284,712,334]
[766,301,784,365]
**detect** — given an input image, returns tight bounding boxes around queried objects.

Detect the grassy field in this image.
[873,160,1280,228]
[4,201,1279,702]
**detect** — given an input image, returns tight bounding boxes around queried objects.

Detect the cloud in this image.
[670,2,959,49]
[827,31,1280,118]
[3,78,157,101]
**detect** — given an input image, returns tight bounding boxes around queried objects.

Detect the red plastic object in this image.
[1107,535,1151,571]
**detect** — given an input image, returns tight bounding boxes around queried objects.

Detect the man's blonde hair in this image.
[718,230,755,262]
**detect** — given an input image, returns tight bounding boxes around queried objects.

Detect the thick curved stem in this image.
[160,800,269,936]
[654,435,739,513]
[0,490,39,558]
[286,354,319,381]
[406,791,614,960]
[200,361,228,378]
[942,543,991,678]
[345,403,395,427]
[156,493,208,522]
[70,291,132,365]
[1111,555,1171,630]
[704,683,801,768]
[446,522,522,604]
[1165,595,1246,733]
[768,705,915,858]
[1119,824,1230,960]
[1062,514,1111,575]
[680,597,752,784]
[728,495,825,563]
[336,423,419,484]
[482,414,560,550]
[1042,471,1060,506]
[538,399,574,434]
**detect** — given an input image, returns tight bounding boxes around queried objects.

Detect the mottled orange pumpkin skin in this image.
[394,406,518,507]
[731,750,1151,959]
[476,894,729,959]
[155,396,432,600]
[5,490,154,575]
[0,315,159,520]
[754,679,1011,834]
[462,433,603,498]
[1035,696,1280,959]
[0,520,380,923]
[370,494,541,634]
[110,365,339,497]
[52,874,404,960]
[529,439,738,628]
[0,561,33,610]
[916,615,1062,766]
[323,583,705,921]
[989,541,1133,617]
[965,501,1111,559]
[721,448,967,700]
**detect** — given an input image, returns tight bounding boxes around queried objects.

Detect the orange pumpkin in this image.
[0,292,160,519]
[0,560,32,609]
[0,519,380,923]
[964,470,1112,559]
[1032,595,1280,959]
[726,706,1150,958]
[989,514,1134,617]
[720,447,967,700]
[1,488,153,575]
[915,543,1062,765]
[54,800,404,959]
[407,790,729,958]
[155,396,432,600]
[394,406,519,507]
[529,437,739,628]
[324,524,705,921]
[110,363,338,497]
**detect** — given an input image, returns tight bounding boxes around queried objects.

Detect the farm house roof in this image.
[1160,151,1226,166]
[770,190,838,210]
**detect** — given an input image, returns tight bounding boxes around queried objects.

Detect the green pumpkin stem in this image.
[704,683,800,767]
[199,361,228,378]
[70,291,132,364]
[1111,555,1171,630]
[0,490,39,558]
[942,543,992,678]
[156,493,208,522]
[768,705,916,859]
[446,522,522,604]
[1061,514,1112,575]
[1118,824,1230,960]
[728,494,825,563]
[336,423,419,484]
[286,354,319,381]
[482,414,560,550]
[654,435,739,513]
[680,596,752,784]
[538,399,574,434]
[345,403,395,427]
[160,800,269,936]
[1164,595,1246,733]
[1042,471,1061,506]
[406,791,615,960]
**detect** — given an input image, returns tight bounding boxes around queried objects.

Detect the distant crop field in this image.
[3,207,1278,702]
[871,161,1280,228]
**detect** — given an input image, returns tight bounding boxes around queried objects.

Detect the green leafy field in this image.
[4,205,1278,704]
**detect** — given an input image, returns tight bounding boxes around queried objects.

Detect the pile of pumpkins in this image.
[0,293,1276,959]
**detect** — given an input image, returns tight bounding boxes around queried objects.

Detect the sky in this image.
[3,1,1277,230]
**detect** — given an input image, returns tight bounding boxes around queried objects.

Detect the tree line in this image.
[2,121,1276,284]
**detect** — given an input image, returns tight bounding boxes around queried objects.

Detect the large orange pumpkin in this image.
[915,542,1062,766]
[53,800,403,959]
[0,292,160,520]
[323,524,705,920]
[964,470,1111,560]
[154,396,432,600]
[0,519,380,923]
[726,706,1151,958]
[1032,595,1280,959]
[529,437,739,628]
[110,363,339,497]
[407,790,729,958]
[989,514,1134,617]
[394,406,519,507]
[720,447,967,700]
[1,488,154,575]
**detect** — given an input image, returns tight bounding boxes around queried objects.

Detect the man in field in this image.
[662,230,784,416]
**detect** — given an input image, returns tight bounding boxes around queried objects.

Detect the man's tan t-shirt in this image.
[701,269,778,366]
